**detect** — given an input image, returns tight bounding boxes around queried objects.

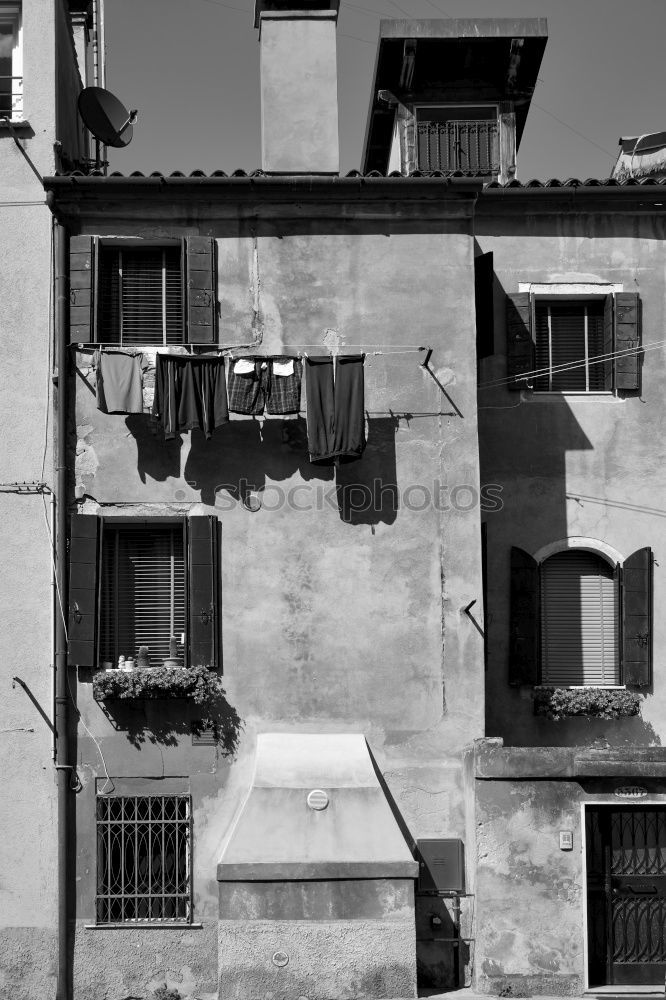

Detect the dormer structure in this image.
[362,18,547,182]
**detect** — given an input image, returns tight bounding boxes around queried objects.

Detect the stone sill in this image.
[473,740,666,779]
[85,922,203,930]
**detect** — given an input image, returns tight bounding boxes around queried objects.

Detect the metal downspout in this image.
[53,219,71,1000]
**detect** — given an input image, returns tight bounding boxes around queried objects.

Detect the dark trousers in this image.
[305,355,366,463]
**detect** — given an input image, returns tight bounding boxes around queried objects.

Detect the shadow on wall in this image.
[125,415,400,526]
[96,687,243,752]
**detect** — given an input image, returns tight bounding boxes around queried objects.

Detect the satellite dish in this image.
[78,87,138,148]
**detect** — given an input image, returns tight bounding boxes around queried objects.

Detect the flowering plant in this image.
[533,686,642,721]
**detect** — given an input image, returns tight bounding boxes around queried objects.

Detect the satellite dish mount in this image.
[77,86,138,172]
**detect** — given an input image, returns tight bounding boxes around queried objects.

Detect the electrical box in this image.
[416,838,465,894]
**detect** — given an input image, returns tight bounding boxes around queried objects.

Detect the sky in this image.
[105,0,666,180]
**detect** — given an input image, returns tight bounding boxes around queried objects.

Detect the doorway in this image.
[586,806,666,986]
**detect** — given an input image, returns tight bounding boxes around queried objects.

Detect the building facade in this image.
[3,3,666,999]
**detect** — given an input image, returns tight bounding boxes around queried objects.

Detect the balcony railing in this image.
[417,118,499,175]
[0,76,23,120]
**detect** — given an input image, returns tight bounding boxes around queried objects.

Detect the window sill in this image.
[534,685,626,690]
[0,119,30,130]
[523,391,617,400]
[85,923,202,930]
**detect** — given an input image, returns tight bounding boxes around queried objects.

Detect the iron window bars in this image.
[96,795,192,924]
[0,4,22,121]
[417,117,499,174]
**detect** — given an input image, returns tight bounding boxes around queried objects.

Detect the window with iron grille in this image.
[416,106,498,175]
[96,795,191,924]
[0,3,22,121]
[98,245,183,346]
[99,522,186,668]
[534,300,607,391]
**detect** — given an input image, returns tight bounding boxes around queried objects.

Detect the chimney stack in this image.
[255,1,340,173]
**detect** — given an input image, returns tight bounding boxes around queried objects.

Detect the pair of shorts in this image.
[227,357,302,415]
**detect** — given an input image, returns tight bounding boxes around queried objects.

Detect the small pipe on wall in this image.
[53,218,72,1000]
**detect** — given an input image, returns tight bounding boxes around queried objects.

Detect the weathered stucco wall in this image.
[0,4,88,994]
[476,211,666,748]
[0,16,60,982]
[68,207,486,996]
[470,739,666,995]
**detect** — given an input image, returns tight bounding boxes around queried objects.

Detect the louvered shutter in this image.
[603,294,614,389]
[541,551,619,686]
[186,237,216,344]
[188,516,219,668]
[69,235,97,343]
[622,547,652,687]
[509,547,539,685]
[614,292,641,391]
[475,252,494,360]
[98,247,183,346]
[506,293,534,390]
[99,522,186,668]
[68,514,100,666]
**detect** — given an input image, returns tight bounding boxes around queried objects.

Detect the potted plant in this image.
[163,636,182,669]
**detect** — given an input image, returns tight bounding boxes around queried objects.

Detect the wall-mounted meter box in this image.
[416,838,465,894]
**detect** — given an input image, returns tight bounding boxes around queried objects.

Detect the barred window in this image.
[96,795,191,924]
[416,106,499,175]
[0,4,22,121]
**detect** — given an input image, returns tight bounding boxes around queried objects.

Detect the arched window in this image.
[540,551,618,685]
[509,544,653,688]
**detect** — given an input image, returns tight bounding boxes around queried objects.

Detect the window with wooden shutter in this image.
[98,246,183,347]
[541,551,619,686]
[533,300,608,391]
[504,292,641,392]
[99,522,186,668]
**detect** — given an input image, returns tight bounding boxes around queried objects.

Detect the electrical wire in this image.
[42,493,68,643]
[478,341,663,391]
[42,221,54,481]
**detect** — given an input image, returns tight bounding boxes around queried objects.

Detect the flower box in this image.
[533,686,642,721]
[93,663,225,704]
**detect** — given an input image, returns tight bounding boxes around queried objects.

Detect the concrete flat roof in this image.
[378,17,548,39]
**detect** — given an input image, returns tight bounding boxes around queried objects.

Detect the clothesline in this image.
[75,343,430,358]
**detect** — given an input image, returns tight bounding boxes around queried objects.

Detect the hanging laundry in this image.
[96,350,145,414]
[305,355,366,463]
[152,354,229,440]
[227,357,302,416]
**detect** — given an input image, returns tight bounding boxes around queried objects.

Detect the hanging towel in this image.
[152,354,229,439]
[305,355,366,463]
[96,351,145,414]
[227,357,302,416]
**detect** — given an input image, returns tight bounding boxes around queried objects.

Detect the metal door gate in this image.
[586,806,666,986]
